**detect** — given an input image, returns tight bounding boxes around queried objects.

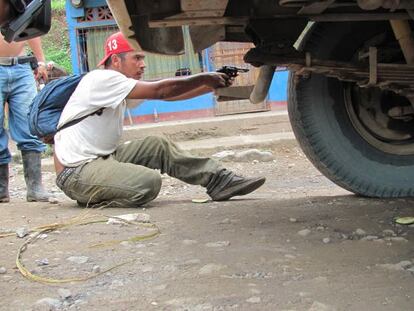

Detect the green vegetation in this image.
[51,0,66,11]
[42,1,72,73]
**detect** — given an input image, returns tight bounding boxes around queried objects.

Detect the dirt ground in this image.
[0,140,413,311]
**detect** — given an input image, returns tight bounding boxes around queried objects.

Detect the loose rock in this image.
[33,298,62,311]
[15,227,29,238]
[35,258,49,266]
[213,149,274,162]
[361,235,378,241]
[308,301,336,311]
[233,149,274,162]
[120,241,132,247]
[107,213,150,224]
[110,280,124,288]
[398,260,412,269]
[246,296,261,303]
[67,256,89,264]
[0,267,6,274]
[212,150,236,161]
[390,237,408,243]
[382,229,396,237]
[38,234,48,240]
[354,228,366,236]
[377,260,412,271]
[182,239,197,245]
[74,299,86,306]
[154,284,167,291]
[48,197,59,204]
[298,229,311,237]
[199,264,226,275]
[58,288,72,300]
[219,218,231,224]
[205,241,230,248]
[141,265,154,272]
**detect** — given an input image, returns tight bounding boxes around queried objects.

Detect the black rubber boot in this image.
[0,164,10,203]
[21,151,52,202]
[206,169,266,201]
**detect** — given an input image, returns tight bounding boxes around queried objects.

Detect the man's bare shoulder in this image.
[0,35,26,57]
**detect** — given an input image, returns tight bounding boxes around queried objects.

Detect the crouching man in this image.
[53,32,265,207]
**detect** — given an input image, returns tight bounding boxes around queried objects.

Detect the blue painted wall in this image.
[269,71,288,101]
[129,93,214,116]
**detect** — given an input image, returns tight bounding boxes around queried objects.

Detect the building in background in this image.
[65,0,288,125]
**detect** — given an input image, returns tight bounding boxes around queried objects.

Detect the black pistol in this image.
[216,65,249,78]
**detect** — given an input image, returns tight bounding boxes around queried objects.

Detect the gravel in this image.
[354,228,366,236]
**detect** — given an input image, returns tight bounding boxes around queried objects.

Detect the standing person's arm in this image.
[27,37,48,82]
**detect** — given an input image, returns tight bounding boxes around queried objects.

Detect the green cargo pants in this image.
[57,136,222,207]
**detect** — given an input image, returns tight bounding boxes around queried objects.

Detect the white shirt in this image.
[54,69,137,167]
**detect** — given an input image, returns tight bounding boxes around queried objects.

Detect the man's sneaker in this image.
[206,169,266,201]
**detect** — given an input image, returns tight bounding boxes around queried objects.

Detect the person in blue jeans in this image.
[0,34,52,202]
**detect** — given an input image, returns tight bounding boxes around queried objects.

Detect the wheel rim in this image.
[344,83,414,155]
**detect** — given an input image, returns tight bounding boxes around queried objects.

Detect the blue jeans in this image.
[0,63,45,165]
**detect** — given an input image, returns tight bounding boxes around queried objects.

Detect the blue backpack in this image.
[28,74,102,142]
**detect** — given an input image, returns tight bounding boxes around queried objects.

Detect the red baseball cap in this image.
[97,31,134,67]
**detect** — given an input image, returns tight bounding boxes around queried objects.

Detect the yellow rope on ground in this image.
[0,232,15,238]
[16,230,137,284]
[1,208,160,284]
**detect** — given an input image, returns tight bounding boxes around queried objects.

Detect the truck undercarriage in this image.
[108,0,414,198]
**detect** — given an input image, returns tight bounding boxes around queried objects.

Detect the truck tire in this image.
[288,22,414,197]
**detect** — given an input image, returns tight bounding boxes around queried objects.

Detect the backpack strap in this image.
[57,108,104,132]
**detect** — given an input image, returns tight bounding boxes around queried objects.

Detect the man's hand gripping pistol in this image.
[216,65,249,78]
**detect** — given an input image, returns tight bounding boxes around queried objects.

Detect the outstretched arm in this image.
[127,72,231,100]
[163,85,214,101]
